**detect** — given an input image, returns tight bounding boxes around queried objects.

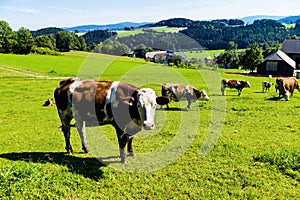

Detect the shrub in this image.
[30,46,62,56]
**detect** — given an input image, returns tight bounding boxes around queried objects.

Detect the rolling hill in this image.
[240,15,286,24]
[63,22,151,32]
[278,15,300,24]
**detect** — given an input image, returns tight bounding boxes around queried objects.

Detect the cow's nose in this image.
[144,122,155,130]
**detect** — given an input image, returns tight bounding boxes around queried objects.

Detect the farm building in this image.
[145,51,167,61]
[257,50,296,76]
[145,50,187,64]
[282,39,300,69]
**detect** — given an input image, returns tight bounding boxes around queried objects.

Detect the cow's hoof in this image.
[66,150,73,154]
[121,159,128,164]
[82,147,90,153]
[128,152,135,157]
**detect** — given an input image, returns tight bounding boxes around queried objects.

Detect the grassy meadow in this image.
[116,26,186,38]
[0,52,300,199]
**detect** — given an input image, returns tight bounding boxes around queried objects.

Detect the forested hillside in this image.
[1,17,300,56]
[181,19,299,49]
[142,18,300,49]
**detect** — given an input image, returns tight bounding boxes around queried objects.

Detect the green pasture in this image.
[180,49,225,59]
[0,52,300,199]
[117,26,185,38]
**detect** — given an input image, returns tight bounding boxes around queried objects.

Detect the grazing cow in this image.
[276,77,300,100]
[221,79,250,96]
[262,81,272,92]
[54,77,157,163]
[161,83,209,109]
[43,98,54,106]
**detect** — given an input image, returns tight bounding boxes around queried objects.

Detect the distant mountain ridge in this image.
[278,15,300,24]
[63,22,151,32]
[60,15,300,33]
[241,15,300,24]
[240,15,287,24]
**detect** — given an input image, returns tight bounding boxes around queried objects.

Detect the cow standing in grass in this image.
[160,83,209,109]
[54,77,157,163]
[262,81,272,92]
[221,79,250,96]
[276,77,300,100]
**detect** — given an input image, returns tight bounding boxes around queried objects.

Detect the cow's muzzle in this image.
[143,122,155,130]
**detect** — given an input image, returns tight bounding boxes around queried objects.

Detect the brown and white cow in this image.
[54,77,157,163]
[276,77,300,100]
[160,83,209,109]
[221,79,250,96]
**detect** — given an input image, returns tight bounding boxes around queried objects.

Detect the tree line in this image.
[180,19,300,49]
[1,18,300,57]
[0,20,119,55]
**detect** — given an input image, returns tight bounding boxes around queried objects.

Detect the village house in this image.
[282,39,300,69]
[257,50,296,76]
[257,39,300,76]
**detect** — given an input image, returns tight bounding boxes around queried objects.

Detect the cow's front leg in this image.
[187,100,192,110]
[221,87,225,96]
[116,128,129,163]
[238,89,242,96]
[290,89,294,96]
[76,120,90,153]
[127,136,134,157]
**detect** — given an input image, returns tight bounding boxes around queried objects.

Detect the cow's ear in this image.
[121,97,135,106]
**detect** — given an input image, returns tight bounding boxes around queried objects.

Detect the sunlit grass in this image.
[0,54,300,199]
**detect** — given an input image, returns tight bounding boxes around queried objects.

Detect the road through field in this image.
[0,65,69,80]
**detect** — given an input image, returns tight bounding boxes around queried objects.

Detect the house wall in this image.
[257,61,294,76]
[288,54,300,69]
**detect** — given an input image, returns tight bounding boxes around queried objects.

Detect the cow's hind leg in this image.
[76,120,90,153]
[60,114,73,154]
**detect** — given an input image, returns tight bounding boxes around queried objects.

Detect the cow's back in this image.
[162,83,187,100]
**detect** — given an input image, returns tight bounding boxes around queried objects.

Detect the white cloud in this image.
[1,6,39,13]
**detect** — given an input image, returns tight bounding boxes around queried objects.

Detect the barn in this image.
[257,50,296,76]
[282,39,300,69]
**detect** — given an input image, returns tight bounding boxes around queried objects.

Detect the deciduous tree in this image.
[240,43,263,72]
[15,27,34,54]
[0,20,17,53]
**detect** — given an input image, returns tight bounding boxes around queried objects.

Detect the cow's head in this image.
[136,88,157,130]
[194,88,210,101]
[245,81,251,88]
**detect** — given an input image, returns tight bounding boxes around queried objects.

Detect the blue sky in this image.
[0,0,299,30]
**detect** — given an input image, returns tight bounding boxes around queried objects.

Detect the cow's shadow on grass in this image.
[157,107,187,111]
[0,152,105,180]
[266,96,283,101]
